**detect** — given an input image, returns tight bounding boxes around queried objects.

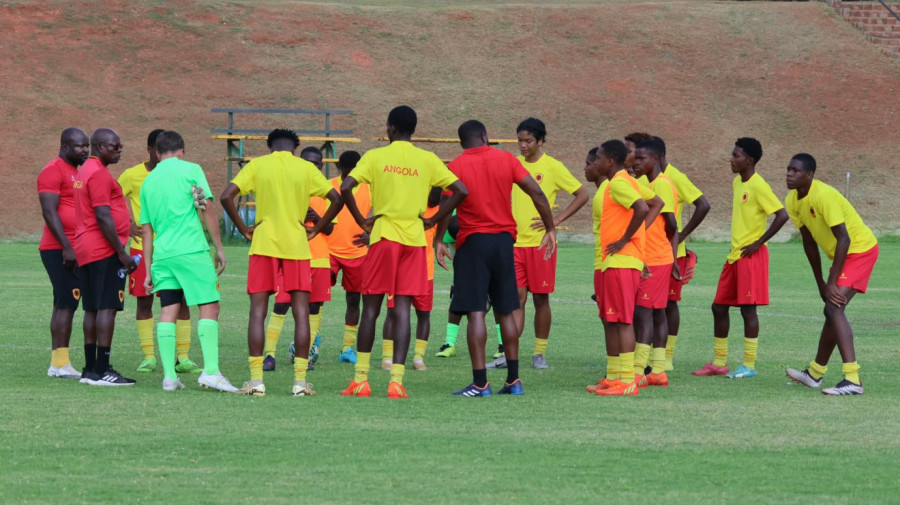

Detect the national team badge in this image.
[118,290,125,302]
[72,288,81,300]
[742,193,749,203]
[810,207,816,219]
[535,173,544,184]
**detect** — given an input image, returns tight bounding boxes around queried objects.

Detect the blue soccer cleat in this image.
[452,383,493,397]
[726,365,758,379]
[339,346,357,364]
[498,378,525,395]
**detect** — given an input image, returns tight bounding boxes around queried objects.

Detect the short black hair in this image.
[300,146,322,158]
[155,131,185,154]
[338,150,361,170]
[624,132,652,145]
[587,147,599,158]
[388,105,417,136]
[635,138,664,158]
[147,129,166,148]
[652,136,667,156]
[457,119,487,143]
[735,137,763,164]
[791,153,817,173]
[599,140,628,165]
[267,128,300,149]
[516,117,546,142]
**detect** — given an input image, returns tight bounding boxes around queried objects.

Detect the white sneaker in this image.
[291,381,316,396]
[822,379,864,396]
[198,371,239,393]
[381,359,393,371]
[786,368,823,388]
[485,354,507,369]
[162,377,185,391]
[413,359,427,371]
[48,364,81,379]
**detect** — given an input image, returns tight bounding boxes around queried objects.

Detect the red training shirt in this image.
[73,157,130,265]
[447,145,529,248]
[37,157,79,251]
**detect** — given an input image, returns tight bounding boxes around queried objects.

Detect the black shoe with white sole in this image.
[92,367,136,386]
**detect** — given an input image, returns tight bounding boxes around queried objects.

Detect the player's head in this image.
[597,139,628,178]
[59,127,90,167]
[300,146,323,170]
[584,146,604,184]
[633,138,663,178]
[90,128,122,166]
[146,129,166,164]
[732,137,762,173]
[337,150,361,178]
[786,153,817,191]
[155,130,185,159]
[516,118,546,158]
[387,105,417,139]
[428,186,442,208]
[652,136,667,157]
[624,132,652,168]
[267,128,300,153]
[457,119,489,149]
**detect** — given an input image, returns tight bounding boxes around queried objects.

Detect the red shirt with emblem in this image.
[37,157,79,251]
[73,157,131,265]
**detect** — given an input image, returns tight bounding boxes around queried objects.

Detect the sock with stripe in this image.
[294,357,309,382]
[382,339,394,362]
[445,322,459,347]
[665,335,677,367]
[713,337,728,367]
[248,356,263,381]
[743,337,758,369]
[264,313,285,358]
[414,339,428,361]
[534,337,548,356]
[619,352,635,384]
[157,322,177,380]
[343,324,358,350]
[197,319,220,375]
[809,361,827,380]
[842,361,861,385]
[606,355,620,380]
[137,318,155,360]
[650,347,666,375]
[390,363,405,385]
[354,352,371,383]
[175,319,191,360]
[634,343,651,375]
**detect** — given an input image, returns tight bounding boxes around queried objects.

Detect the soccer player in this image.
[73,128,137,386]
[38,127,90,379]
[442,120,554,397]
[340,105,467,399]
[325,151,369,364]
[139,131,237,392]
[594,139,662,397]
[221,129,342,397]
[692,138,788,379]
[631,139,680,387]
[502,117,587,370]
[784,154,878,395]
[119,129,198,374]
[262,147,334,372]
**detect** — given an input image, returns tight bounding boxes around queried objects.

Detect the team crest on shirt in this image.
[741,192,749,203]
[129,277,135,289]
[810,207,816,219]
[72,288,81,300]
[118,290,125,302]
[535,173,544,184]
[73,181,83,189]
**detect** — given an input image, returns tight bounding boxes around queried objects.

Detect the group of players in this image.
[36,105,878,397]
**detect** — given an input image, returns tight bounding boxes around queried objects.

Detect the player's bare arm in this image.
[516,174,557,259]
[219,183,260,241]
[644,195,664,229]
[798,226,826,301]
[38,192,76,267]
[141,223,154,292]
[678,194,710,244]
[422,180,467,230]
[824,223,852,307]
[740,208,788,258]
[307,189,343,242]
[606,198,649,256]
[664,212,682,280]
[530,185,589,231]
[95,204,135,272]
[200,197,227,275]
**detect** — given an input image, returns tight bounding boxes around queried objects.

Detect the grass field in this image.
[3,241,899,504]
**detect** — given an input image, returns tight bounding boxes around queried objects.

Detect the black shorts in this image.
[450,233,519,315]
[82,253,127,312]
[40,249,83,310]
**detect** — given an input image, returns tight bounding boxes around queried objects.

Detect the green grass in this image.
[2,241,899,504]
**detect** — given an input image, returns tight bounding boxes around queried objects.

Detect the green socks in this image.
[157,322,177,380]
[446,323,460,347]
[198,319,220,375]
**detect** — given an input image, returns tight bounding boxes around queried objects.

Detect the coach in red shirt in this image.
[73,128,137,386]
[443,120,556,398]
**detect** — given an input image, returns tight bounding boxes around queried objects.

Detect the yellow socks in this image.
[665,335,677,368]
[310,313,322,340]
[414,339,428,361]
[634,343,651,375]
[842,361,861,385]
[620,352,635,384]
[713,337,728,367]
[650,347,666,375]
[382,340,394,362]
[534,338,548,356]
[606,355,620,381]
[248,356,263,381]
[808,361,827,380]
[175,319,191,360]
[137,318,155,359]
[743,337,758,369]
[343,324,358,350]
[391,363,405,385]
[51,347,70,367]
[294,357,309,382]
[264,313,286,358]
[354,352,371,383]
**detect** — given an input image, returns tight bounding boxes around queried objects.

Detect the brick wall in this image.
[825,0,900,57]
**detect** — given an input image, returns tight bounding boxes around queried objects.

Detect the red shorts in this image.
[713,246,769,306]
[638,264,673,309]
[128,247,151,297]
[362,240,426,296]
[515,247,557,294]
[593,269,604,317]
[386,280,434,312]
[601,268,641,324]
[330,255,366,293]
[833,245,878,294]
[668,252,697,302]
[275,266,330,304]
[248,255,310,295]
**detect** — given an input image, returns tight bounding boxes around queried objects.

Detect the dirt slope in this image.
[2,1,898,239]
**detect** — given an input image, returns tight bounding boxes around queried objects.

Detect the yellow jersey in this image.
[785,180,877,260]
[727,172,783,264]
[512,153,582,247]
[117,162,151,250]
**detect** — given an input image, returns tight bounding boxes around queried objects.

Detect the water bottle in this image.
[117,254,142,279]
